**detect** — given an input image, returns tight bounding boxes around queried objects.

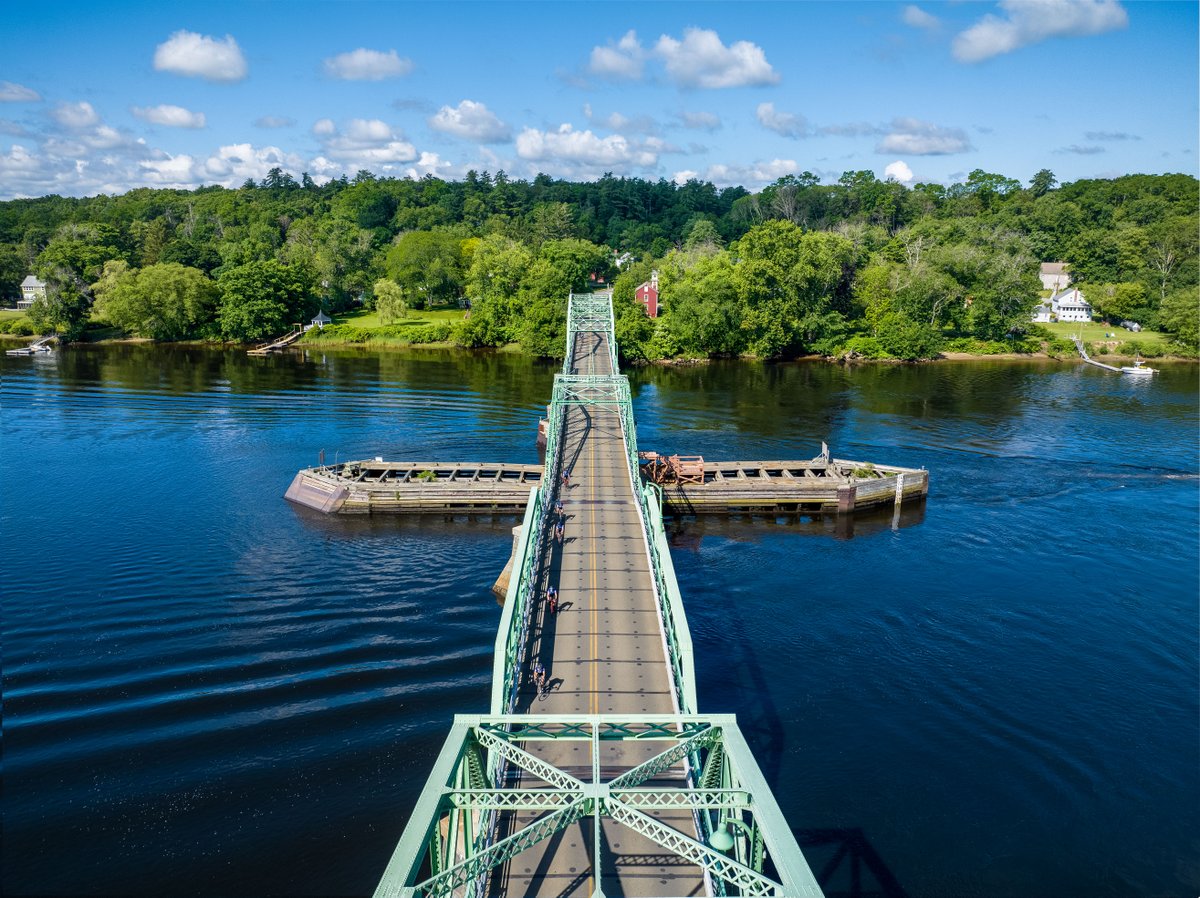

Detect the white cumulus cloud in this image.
[584,28,778,89]
[132,104,206,129]
[588,30,645,80]
[654,28,779,88]
[138,152,198,187]
[324,48,413,80]
[516,124,657,175]
[756,102,809,138]
[884,160,915,183]
[405,151,458,180]
[902,5,941,30]
[686,158,799,188]
[51,101,100,129]
[201,143,302,183]
[953,0,1128,63]
[154,30,247,82]
[310,118,417,176]
[429,100,511,142]
[0,81,41,102]
[877,118,973,155]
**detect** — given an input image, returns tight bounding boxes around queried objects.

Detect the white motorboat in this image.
[1121,355,1156,376]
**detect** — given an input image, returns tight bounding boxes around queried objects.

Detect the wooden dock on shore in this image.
[285,455,927,516]
[248,326,304,356]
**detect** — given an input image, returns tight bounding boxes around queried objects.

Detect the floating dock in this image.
[650,456,928,514]
[284,461,544,514]
[285,455,927,516]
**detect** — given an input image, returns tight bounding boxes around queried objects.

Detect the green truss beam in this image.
[373,716,824,898]
[408,800,589,898]
[474,726,586,791]
[606,798,783,896]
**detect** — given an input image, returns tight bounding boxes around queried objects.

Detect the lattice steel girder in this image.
[373,715,825,898]
[552,373,631,408]
[567,292,614,330]
[409,801,589,898]
[482,719,711,742]
[606,798,782,896]
[474,726,585,791]
[608,725,722,789]
[610,788,753,810]
[445,789,580,811]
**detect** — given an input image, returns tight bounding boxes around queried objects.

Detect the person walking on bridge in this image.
[546,584,558,614]
[561,470,571,490]
[553,516,565,544]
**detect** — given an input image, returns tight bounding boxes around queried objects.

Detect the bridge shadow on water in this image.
[793,827,910,898]
[673,528,911,898]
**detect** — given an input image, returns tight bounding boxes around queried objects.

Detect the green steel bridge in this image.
[372,294,825,898]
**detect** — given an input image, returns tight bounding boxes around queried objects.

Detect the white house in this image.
[1050,287,1093,322]
[1031,301,1054,323]
[1039,262,1070,292]
[17,275,46,310]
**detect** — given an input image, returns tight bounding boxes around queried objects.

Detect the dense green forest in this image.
[0,167,1196,358]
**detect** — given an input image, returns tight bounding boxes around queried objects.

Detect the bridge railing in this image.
[489,485,546,714]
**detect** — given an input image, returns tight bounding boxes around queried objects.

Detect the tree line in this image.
[0,167,1195,356]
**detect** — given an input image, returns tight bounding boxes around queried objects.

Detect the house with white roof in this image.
[1031,301,1054,323]
[1039,262,1070,292]
[17,275,46,310]
[1050,287,1093,322]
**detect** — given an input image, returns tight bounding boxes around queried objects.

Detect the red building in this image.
[635,269,660,318]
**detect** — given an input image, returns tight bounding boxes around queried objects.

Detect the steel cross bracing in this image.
[372,716,824,898]
[565,292,619,374]
[374,293,824,898]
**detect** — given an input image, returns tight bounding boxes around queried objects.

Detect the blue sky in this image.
[1,0,1196,199]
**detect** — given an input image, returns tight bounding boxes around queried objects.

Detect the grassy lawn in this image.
[1041,320,1169,347]
[0,309,28,319]
[329,306,465,328]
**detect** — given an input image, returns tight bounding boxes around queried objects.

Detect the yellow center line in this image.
[589,336,598,717]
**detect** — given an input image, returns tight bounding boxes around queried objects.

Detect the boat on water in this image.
[1121,355,1156,376]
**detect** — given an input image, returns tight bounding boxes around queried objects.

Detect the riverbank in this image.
[1,307,1194,363]
[3,329,1195,364]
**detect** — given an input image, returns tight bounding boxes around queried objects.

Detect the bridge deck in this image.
[491,328,704,895]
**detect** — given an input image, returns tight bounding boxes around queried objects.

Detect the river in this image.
[3,345,1197,897]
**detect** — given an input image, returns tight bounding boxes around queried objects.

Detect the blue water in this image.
[3,346,1197,897]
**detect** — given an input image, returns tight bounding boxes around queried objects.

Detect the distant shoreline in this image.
[3,331,1194,365]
